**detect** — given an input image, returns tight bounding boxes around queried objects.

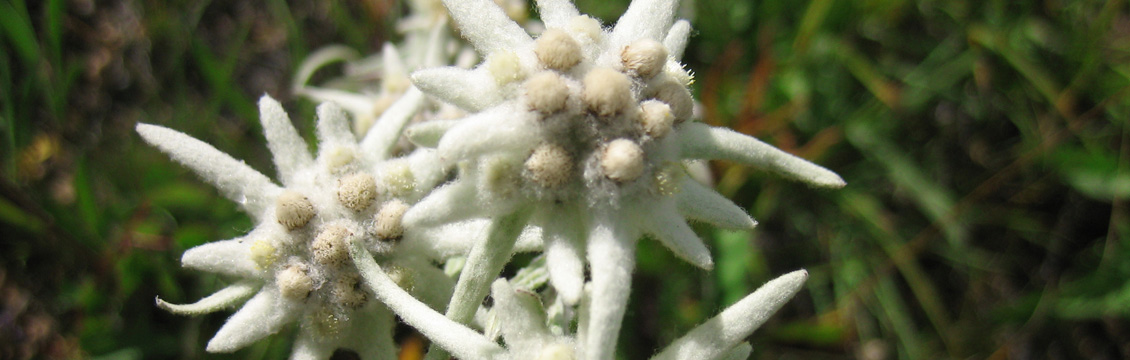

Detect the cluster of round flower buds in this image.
[249,164,419,325]
[506,18,695,196]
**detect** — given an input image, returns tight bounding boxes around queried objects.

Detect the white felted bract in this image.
[676,179,757,229]
[259,96,314,185]
[584,214,639,360]
[608,0,679,49]
[156,281,259,315]
[535,0,581,28]
[436,106,537,163]
[441,0,532,55]
[537,205,586,305]
[632,199,714,270]
[663,19,691,61]
[207,286,301,352]
[136,124,280,217]
[413,67,504,112]
[181,238,261,278]
[677,122,846,188]
[651,270,809,360]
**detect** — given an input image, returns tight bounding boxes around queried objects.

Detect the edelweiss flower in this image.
[402,0,844,358]
[351,242,808,360]
[139,95,451,359]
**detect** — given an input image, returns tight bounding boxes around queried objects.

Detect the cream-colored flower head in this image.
[403,0,845,359]
[139,96,454,359]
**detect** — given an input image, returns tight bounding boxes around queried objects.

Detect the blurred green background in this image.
[1,0,1128,358]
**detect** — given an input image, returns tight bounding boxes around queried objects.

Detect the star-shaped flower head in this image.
[351,242,809,360]
[403,0,844,358]
[138,95,452,359]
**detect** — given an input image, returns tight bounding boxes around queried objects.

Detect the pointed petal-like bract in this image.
[136,124,280,216]
[441,0,533,55]
[543,215,586,305]
[206,286,301,352]
[676,179,757,229]
[402,180,485,227]
[664,19,691,61]
[406,119,461,148]
[609,0,678,48]
[155,281,259,315]
[535,0,581,29]
[315,102,356,147]
[677,123,846,188]
[651,270,808,360]
[436,108,534,163]
[350,241,505,360]
[361,87,425,160]
[180,237,262,278]
[584,216,639,360]
[633,201,714,270]
[259,96,314,186]
[411,67,503,112]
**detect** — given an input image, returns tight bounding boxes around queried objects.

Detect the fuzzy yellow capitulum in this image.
[249,239,279,269]
[338,173,377,212]
[373,199,410,241]
[276,190,316,230]
[488,51,525,85]
[647,79,694,122]
[524,143,574,188]
[276,264,314,299]
[601,139,645,182]
[380,161,416,198]
[583,68,633,117]
[312,224,352,266]
[535,29,583,71]
[524,71,571,114]
[637,100,675,138]
[621,39,667,78]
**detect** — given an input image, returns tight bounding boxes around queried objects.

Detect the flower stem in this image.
[424,207,531,360]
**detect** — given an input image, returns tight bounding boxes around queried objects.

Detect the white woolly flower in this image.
[139,96,454,359]
[403,0,845,358]
[351,242,808,360]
